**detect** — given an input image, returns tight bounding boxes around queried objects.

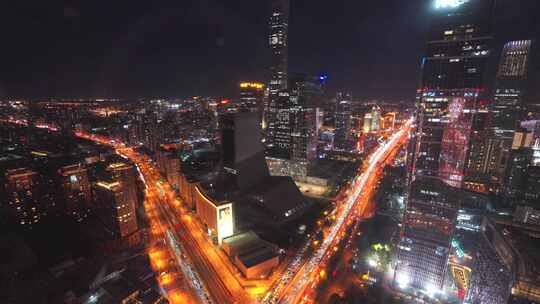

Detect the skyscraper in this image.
[396,0,495,293]
[58,164,92,220]
[239,82,265,115]
[334,92,352,150]
[266,0,289,147]
[94,162,139,238]
[267,75,324,177]
[288,75,323,176]
[272,91,293,159]
[482,40,534,188]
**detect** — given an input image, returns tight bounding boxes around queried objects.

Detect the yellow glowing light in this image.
[169,291,186,304]
[31,151,49,157]
[149,250,162,259]
[153,258,166,270]
[96,181,120,190]
[247,286,267,295]
[319,270,326,279]
[240,82,264,89]
[160,273,173,285]
[313,240,320,246]
[107,162,127,169]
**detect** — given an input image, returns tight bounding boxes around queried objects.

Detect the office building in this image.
[107,162,140,208]
[363,113,373,133]
[396,0,495,293]
[289,74,323,165]
[267,75,324,177]
[58,164,92,220]
[370,105,381,132]
[480,40,535,190]
[272,91,293,159]
[156,145,181,191]
[94,162,139,238]
[395,178,459,292]
[95,180,138,239]
[334,92,352,150]
[266,0,289,145]
[239,82,265,115]
[410,0,493,187]
[504,148,533,201]
[524,165,540,205]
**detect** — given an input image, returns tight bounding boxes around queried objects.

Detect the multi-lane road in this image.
[75,131,251,304]
[262,118,413,304]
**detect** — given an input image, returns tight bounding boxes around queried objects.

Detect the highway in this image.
[263,118,413,304]
[75,131,251,304]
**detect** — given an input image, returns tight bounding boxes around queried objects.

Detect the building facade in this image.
[396,0,495,293]
[58,164,92,220]
[334,92,352,150]
[4,168,47,227]
[266,0,289,146]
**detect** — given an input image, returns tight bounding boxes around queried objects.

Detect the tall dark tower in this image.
[266,0,289,148]
[395,0,495,294]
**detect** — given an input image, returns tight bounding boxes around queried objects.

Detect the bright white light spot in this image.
[435,0,469,9]
[397,272,410,289]
[368,259,378,268]
[425,283,438,297]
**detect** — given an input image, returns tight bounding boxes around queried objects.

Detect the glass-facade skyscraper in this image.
[266,0,289,148]
[395,0,495,293]
[334,92,352,150]
[483,40,534,188]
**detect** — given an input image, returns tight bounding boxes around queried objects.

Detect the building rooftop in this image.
[222,231,278,268]
[244,176,311,221]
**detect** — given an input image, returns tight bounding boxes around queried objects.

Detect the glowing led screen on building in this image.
[217,204,233,244]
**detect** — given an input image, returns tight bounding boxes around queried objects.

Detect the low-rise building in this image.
[222,231,279,279]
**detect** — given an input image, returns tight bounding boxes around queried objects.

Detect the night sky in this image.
[1,0,539,100]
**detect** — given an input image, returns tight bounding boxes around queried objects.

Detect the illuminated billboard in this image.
[217,203,234,244]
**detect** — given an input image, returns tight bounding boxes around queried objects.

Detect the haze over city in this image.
[1,1,540,304]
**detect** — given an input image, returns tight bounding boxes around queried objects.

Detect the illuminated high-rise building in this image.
[396,0,495,293]
[94,162,139,238]
[410,0,493,187]
[267,75,324,177]
[4,168,45,227]
[239,82,265,115]
[370,105,382,132]
[288,75,323,166]
[272,91,293,159]
[58,164,92,220]
[266,0,289,147]
[481,40,534,188]
[334,92,352,150]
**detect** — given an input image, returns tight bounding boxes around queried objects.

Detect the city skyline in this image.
[2,0,537,100]
[2,1,540,304]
